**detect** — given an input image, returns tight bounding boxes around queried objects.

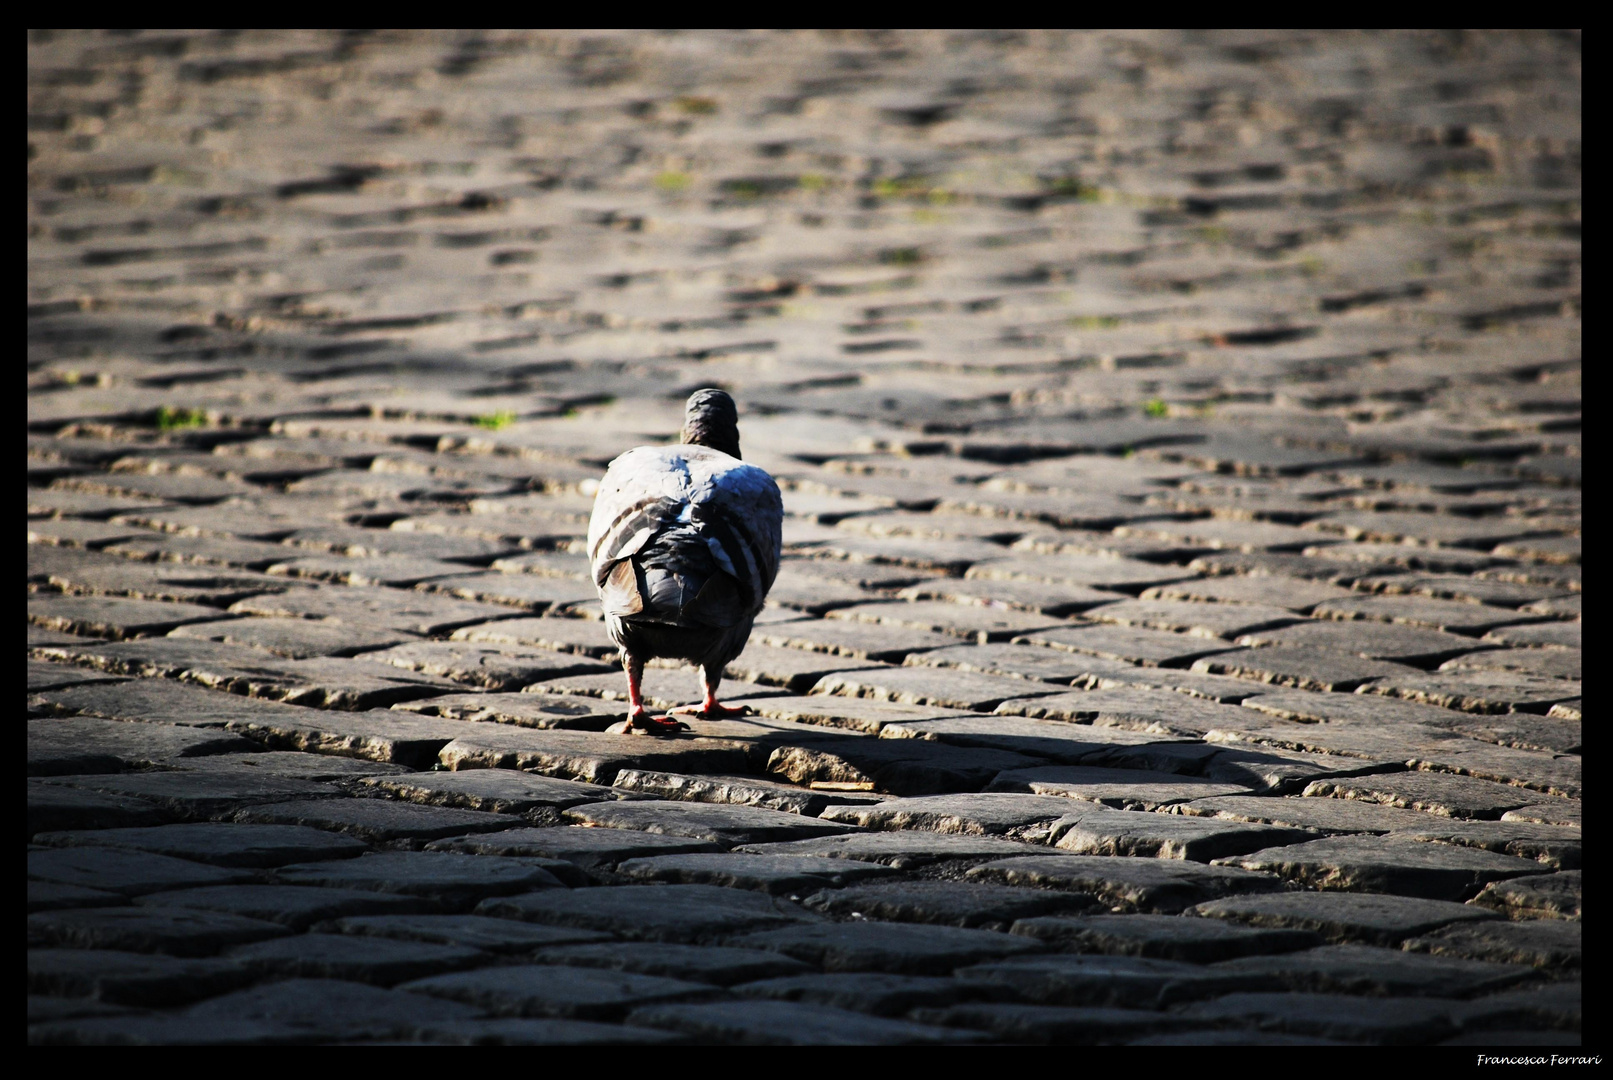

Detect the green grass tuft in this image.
[1143,398,1170,419]
[156,406,209,432]
[472,411,517,430]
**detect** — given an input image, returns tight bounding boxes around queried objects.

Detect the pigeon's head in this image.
[681,388,742,459]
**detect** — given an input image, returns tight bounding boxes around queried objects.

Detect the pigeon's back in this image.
[588,443,782,628]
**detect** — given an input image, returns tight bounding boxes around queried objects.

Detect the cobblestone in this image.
[26,28,1581,1045]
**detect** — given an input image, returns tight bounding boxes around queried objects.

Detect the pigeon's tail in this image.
[602,523,747,629]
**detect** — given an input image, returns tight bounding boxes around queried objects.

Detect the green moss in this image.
[798,173,828,192]
[1143,398,1170,419]
[654,171,691,192]
[673,96,718,115]
[155,406,209,432]
[1069,315,1122,330]
[472,411,517,430]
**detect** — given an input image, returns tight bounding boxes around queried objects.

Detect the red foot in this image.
[628,710,690,735]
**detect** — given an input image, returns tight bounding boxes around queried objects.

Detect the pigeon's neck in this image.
[681,418,741,460]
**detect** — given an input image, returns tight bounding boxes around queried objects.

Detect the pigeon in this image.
[587,389,783,734]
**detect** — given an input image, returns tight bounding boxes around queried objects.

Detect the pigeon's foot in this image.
[670,701,752,720]
[627,710,690,735]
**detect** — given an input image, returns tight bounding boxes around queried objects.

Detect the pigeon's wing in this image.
[588,445,784,616]
[587,447,689,589]
[685,452,784,613]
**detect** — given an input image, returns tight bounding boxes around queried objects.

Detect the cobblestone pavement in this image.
[27,30,1582,1046]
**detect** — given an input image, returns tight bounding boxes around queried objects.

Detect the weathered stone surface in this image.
[450,616,620,658]
[731,921,1043,974]
[231,588,519,635]
[227,932,487,986]
[1051,808,1316,862]
[1191,646,1422,692]
[274,851,565,908]
[361,770,621,814]
[967,855,1283,914]
[610,769,872,816]
[28,779,173,837]
[1212,943,1533,998]
[1389,820,1580,871]
[1236,620,1494,665]
[27,843,253,902]
[819,793,1084,839]
[233,798,525,843]
[812,665,1061,711]
[1358,672,1581,715]
[428,826,723,869]
[913,1001,1188,1044]
[32,823,368,868]
[1143,575,1354,612]
[1173,794,1451,836]
[804,881,1096,928]
[532,942,813,986]
[409,1017,685,1045]
[562,799,853,846]
[987,766,1251,810]
[625,999,982,1044]
[995,686,1260,733]
[28,948,257,1006]
[825,600,1064,644]
[398,691,625,731]
[1314,594,1545,635]
[43,769,342,820]
[736,972,995,1016]
[179,977,486,1041]
[29,595,232,638]
[614,852,899,895]
[1406,919,1580,969]
[766,733,1042,796]
[356,640,614,690]
[1216,836,1548,901]
[1010,913,1320,963]
[1442,647,1581,682]
[746,695,977,734]
[28,880,127,913]
[752,618,961,662]
[878,714,1170,766]
[1012,623,1238,668]
[1192,891,1500,946]
[1181,992,1463,1044]
[134,884,426,929]
[740,832,1058,871]
[1505,802,1583,827]
[1471,871,1581,921]
[721,642,891,691]
[1084,598,1302,639]
[28,904,292,956]
[169,617,415,658]
[401,964,716,1020]
[475,884,810,943]
[956,953,1261,1007]
[181,751,410,782]
[1456,980,1583,1035]
[27,716,260,776]
[26,659,125,693]
[30,677,327,728]
[1302,771,1541,820]
[436,725,757,784]
[329,913,612,953]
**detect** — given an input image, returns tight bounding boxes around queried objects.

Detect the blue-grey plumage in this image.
[586,389,782,732]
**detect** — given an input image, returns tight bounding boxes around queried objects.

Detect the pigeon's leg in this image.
[623,652,688,734]
[672,664,752,720]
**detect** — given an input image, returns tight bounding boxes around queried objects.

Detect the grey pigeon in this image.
[586,389,783,733]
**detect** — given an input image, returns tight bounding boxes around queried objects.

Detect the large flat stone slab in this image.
[765,735,1043,796]
[1215,836,1549,901]
[735,971,996,1017]
[1051,808,1317,862]
[615,853,901,895]
[1173,794,1452,835]
[30,677,330,728]
[233,798,524,843]
[328,913,611,952]
[1191,646,1423,692]
[1192,891,1500,946]
[804,881,1096,929]
[436,725,758,784]
[1009,914,1321,963]
[561,799,853,846]
[1302,771,1543,820]
[29,846,255,896]
[1405,920,1581,969]
[531,941,813,986]
[475,884,811,943]
[746,695,978,734]
[825,600,1065,643]
[28,780,173,837]
[751,618,961,662]
[28,595,234,639]
[738,831,1060,871]
[427,826,724,869]
[31,823,366,868]
[42,770,343,820]
[955,953,1263,1008]
[610,769,875,817]
[169,617,416,659]
[227,932,487,986]
[1212,943,1533,998]
[360,770,622,814]
[624,999,981,1044]
[903,642,1117,683]
[1181,992,1463,1044]
[995,686,1260,735]
[967,855,1284,914]
[231,587,519,635]
[274,851,566,908]
[355,639,613,690]
[396,691,625,731]
[987,766,1252,810]
[730,921,1044,974]
[1012,623,1239,668]
[812,665,1062,710]
[818,793,1088,839]
[1471,871,1581,920]
[28,948,258,1006]
[877,713,1170,765]
[27,904,292,956]
[27,716,259,776]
